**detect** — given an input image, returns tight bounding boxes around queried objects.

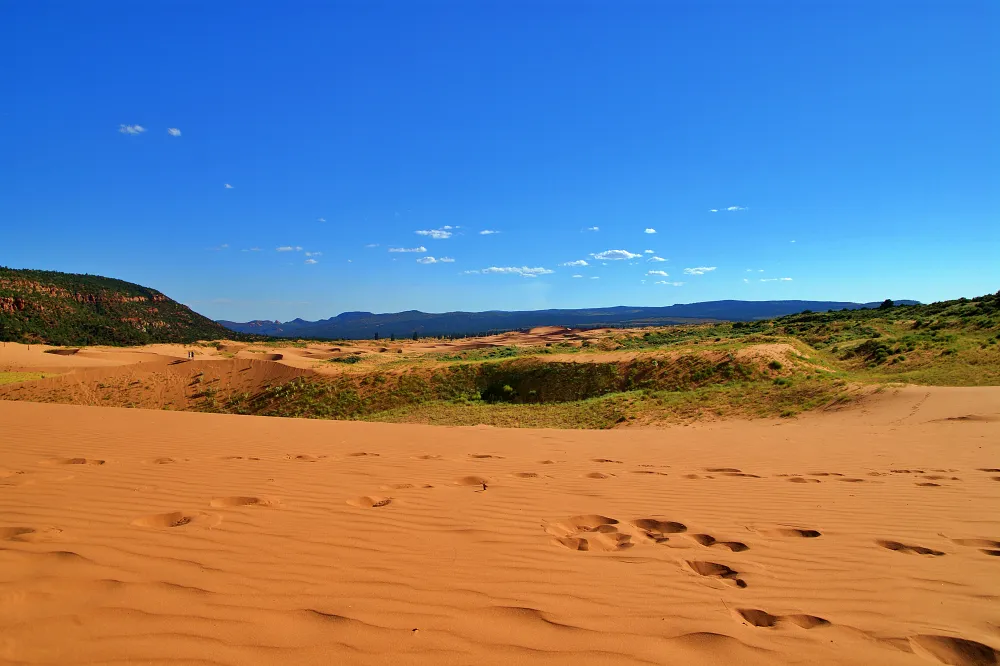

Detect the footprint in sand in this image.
[584,472,614,479]
[348,452,379,457]
[512,472,539,478]
[43,457,105,466]
[469,454,503,459]
[546,515,632,552]
[787,477,822,484]
[735,608,829,629]
[767,527,822,538]
[686,560,747,588]
[210,496,278,508]
[976,468,1000,473]
[538,460,556,465]
[415,454,442,460]
[592,458,622,464]
[908,635,998,666]
[0,526,62,542]
[951,538,1000,557]
[347,496,393,508]
[455,475,490,487]
[132,511,222,529]
[690,533,750,552]
[876,539,945,556]
[631,518,687,543]
[705,467,742,473]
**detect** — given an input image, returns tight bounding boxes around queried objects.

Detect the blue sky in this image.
[2,2,997,322]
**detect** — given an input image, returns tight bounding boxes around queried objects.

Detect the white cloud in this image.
[644,228,657,234]
[364,243,379,248]
[465,266,554,277]
[726,206,747,211]
[589,276,599,280]
[389,246,427,253]
[304,258,318,265]
[584,226,599,232]
[572,274,583,278]
[743,278,750,284]
[761,277,793,282]
[415,228,452,239]
[243,247,261,252]
[591,249,640,261]
[647,270,669,277]
[709,209,718,213]
[479,230,499,235]
[647,256,666,262]
[118,124,146,135]
[224,183,233,189]
[644,250,654,254]
[790,240,796,243]
[304,251,322,257]
[560,259,589,267]
[683,266,717,275]
[276,246,303,252]
[416,256,455,264]
[167,127,181,137]
[655,281,685,286]
[317,217,326,223]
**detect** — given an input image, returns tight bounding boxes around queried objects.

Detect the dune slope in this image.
[1,389,999,665]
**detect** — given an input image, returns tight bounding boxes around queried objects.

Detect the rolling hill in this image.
[0,267,237,346]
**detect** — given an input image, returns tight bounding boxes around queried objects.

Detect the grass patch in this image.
[0,371,53,385]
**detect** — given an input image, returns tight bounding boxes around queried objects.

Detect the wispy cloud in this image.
[647,270,669,277]
[584,226,599,232]
[647,256,666,263]
[591,249,640,261]
[304,251,322,257]
[726,206,747,211]
[364,243,380,248]
[746,268,765,272]
[479,230,499,235]
[304,258,318,265]
[224,183,233,189]
[761,277,793,282]
[644,250,654,254]
[388,246,427,253]
[790,240,796,243]
[276,246,303,252]
[572,274,584,278]
[683,266,716,275]
[644,228,657,234]
[589,276,599,280]
[415,228,452,239]
[416,256,455,264]
[119,124,145,135]
[464,266,554,278]
[560,260,589,267]
[167,127,181,137]
[317,217,326,223]
[709,209,719,213]
[242,247,261,252]
[655,281,684,286]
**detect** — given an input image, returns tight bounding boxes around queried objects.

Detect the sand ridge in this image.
[1,389,999,665]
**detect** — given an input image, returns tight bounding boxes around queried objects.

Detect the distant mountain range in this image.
[218,299,919,340]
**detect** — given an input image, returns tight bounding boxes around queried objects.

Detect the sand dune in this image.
[1,387,998,665]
